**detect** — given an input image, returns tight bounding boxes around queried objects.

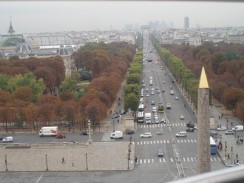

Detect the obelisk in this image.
[197,67,210,174]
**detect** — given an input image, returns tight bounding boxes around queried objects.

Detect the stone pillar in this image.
[197,67,210,174]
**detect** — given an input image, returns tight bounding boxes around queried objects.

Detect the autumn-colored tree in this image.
[25,103,38,130]
[223,87,244,112]
[235,99,244,123]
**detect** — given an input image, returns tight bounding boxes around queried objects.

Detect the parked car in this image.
[55,133,65,139]
[186,122,194,128]
[112,114,120,119]
[125,129,135,135]
[180,115,184,120]
[176,131,187,137]
[140,132,152,138]
[81,131,88,135]
[217,126,227,131]
[157,148,164,157]
[151,101,155,105]
[166,103,171,109]
[225,130,234,135]
[175,96,179,100]
[186,128,194,132]
[2,136,13,142]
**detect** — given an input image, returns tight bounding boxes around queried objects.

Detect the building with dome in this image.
[0,20,77,75]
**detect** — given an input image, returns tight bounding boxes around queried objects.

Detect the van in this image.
[176,131,186,137]
[2,136,13,142]
[232,125,244,131]
[110,131,123,139]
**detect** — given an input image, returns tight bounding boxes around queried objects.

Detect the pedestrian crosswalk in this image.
[135,156,221,165]
[138,123,186,128]
[132,139,197,145]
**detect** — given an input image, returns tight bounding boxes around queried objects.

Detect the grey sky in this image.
[0,1,244,33]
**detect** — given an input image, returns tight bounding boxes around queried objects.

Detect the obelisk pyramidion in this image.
[197,67,210,174]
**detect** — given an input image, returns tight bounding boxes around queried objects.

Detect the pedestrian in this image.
[135,156,137,163]
[62,157,65,164]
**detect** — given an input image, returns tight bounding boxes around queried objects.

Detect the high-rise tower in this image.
[184,16,189,30]
[8,17,15,35]
[197,67,211,174]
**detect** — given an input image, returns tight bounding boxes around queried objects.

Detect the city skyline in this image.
[0,1,244,33]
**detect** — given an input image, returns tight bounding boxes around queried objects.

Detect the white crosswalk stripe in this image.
[138,123,190,128]
[136,156,220,165]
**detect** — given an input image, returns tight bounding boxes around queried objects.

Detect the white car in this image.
[175,96,179,100]
[2,136,13,142]
[140,132,152,138]
[166,103,171,109]
[151,91,155,95]
[180,115,184,120]
[176,131,186,137]
[146,93,149,97]
[217,126,227,131]
[152,107,157,113]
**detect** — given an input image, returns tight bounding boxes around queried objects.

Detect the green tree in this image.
[124,93,139,112]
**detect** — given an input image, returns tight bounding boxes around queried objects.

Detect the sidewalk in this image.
[210,103,244,167]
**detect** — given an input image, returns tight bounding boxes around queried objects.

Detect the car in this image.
[160,118,166,123]
[186,122,194,128]
[186,128,194,132]
[55,133,65,139]
[180,115,184,120]
[157,90,160,94]
[166,103,171,109]
[210,130,217,137]
[176,131,187,137]
[162,88,165,92]
[154,116,159,124]
[217,126,227,131]
[146,93,149,97]
[2,136,13,142]
[175,96,179,100]
[0,136,4,141]
[157,148,164,157]
[145,88,149,91]
[112,114,120,119]
[140,132,152,138]
[156,130,163,135]
[150,91,155,95]
[151,101,155,105]
[81,131,88,135]
[151,88,155,91]
[142,83,145,87]
[125,129,135,135]
[225,130,235,135]
[155,87,159,90]
[152,106,157,113]
[162,81,165,84]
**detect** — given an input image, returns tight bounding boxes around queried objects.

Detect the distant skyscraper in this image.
[184,16,189,30]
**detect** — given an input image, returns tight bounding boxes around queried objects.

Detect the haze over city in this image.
[0,1,244,33]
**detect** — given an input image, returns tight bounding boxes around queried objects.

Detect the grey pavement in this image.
[0,141,135,172]
[210,104,244,167]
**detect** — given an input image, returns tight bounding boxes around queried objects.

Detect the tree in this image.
[25,103,38,130]
[124,93,139,112]
[224,87,244,112]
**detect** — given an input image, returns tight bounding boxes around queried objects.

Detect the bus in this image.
[137,111,144,123]
[210,136,218,155]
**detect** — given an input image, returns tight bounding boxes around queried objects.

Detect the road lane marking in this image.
[35,174,43,183]
[152,159,154,163]
[156,140,159,144]
[160,140,163,143]
[191,140,194,143]
[170,158,174,162]
[163,158,166,162]
[148,159,150,163]
[183,157,186,162]
[140,159,142,164]
[144,159,147,164]
[187,157,190,162]
[167,140,169,143]
[191,157,194,161]
[164,140,166,143]
[159,158,162,163]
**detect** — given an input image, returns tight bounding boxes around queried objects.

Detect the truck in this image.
[110,131,123,139]
[145,113,152,124]
[39,126,58,137]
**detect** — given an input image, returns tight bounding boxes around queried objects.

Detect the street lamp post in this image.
[231,147,233,165]
[88,120,92,144]
[45,154,48,171]
[113,119,115,132]
[85,153,88,170]
[225,141,227,157]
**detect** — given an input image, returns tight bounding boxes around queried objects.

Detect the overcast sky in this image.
[0,1,244,34]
